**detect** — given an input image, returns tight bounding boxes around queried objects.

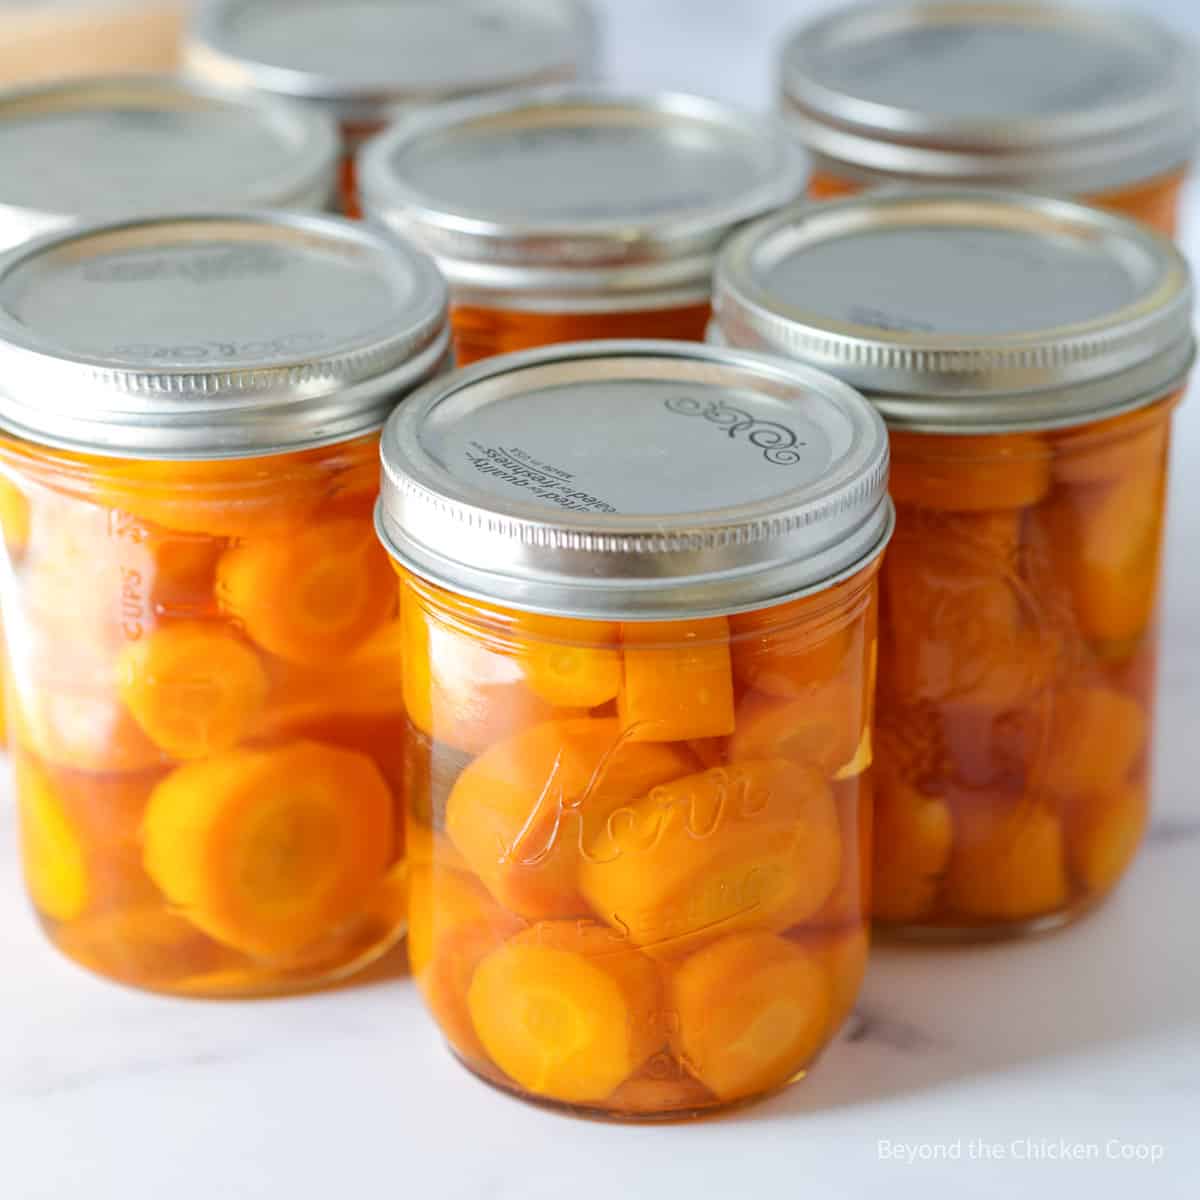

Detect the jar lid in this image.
[377,340,892,620]
[714,191,1194,434]
[0,76,339,251]
[360,88,807,311]
[187,0,596,127]
[780,1,1200,195]
[0,212,450,460]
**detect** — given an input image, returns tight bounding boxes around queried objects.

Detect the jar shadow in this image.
[751,824,1200,1118]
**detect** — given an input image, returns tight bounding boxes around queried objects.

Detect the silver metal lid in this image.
[714,191,1194,434]
[0,212,450,460]
[780,1,1200,195]
[0,76,339,252]
[187,0,596,127]
[377,340,892,620]
[360,88,808,312]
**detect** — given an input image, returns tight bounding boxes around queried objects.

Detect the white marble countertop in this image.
[2,2,1199,1197]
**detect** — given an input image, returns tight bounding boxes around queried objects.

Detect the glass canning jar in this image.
[0,75,338,251]
[779,1,1199,235]
[375,340,893,1118]
[359,89,806,364]
[0,212,450,995]
[185,0,597,217]
[713,190,1194,938]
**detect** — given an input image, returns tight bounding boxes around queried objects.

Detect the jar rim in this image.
[713,190,1195,434]
[779,0,1200,196]
[359,87,808,308]
[376,339,894,621]
[0,74,340,253]
[0,211,450,459]
[186,0,597,127]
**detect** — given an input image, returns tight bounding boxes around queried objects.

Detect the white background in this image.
[1,3,1199,1198]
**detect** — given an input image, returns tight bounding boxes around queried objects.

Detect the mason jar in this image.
[376,340,892,1118]
[713,191,1193,938]
[359,89,806,364]
[0,75,338,251]
[0,212,450,995]
[185,0,597,217]
[779,1,1198,235]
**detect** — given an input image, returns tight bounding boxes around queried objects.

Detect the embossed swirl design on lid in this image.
[377,340,892,620]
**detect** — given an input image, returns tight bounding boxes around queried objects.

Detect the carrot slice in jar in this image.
[1043,469,1165,643]
[1050,406,1170,485]
[0,473,30,553]
[217,518,396,666]
[1066,783,1148,895]
[141,741,393,960]
[871,776,953,924]
[669,931,831,1102]
[619,618,735,742]
[468,921,661,1105]
[116,622,268,759]
[401,586,566,754]
[408,865,526,1062]
[728,678,864,776]
[445,719,693,920]
[1042,686,1146,799]
[944,801,1068,922]
[889,433,1051,512]
[578,760,840,955]
[515,616,622,710]
[93,457,325,539]
[17,754,90,922]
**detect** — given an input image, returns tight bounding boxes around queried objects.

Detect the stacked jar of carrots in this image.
[377,341,892,1116]
[185,0,597,216]
[778,0,1198,235]
[360,88,806,363]
[713,190,1193,937]
[0,211,449,994]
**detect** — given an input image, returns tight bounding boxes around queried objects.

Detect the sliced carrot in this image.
[93,455,325,539]
[1043,470,1165,643]
[1042,686,1146,799]
[141,741,394,960]
[217,518,396,666]
[889,432,1051,511]
[116,622,268,760]
[809,774,872,929]
[0,473,30,553]
[578,759,840,955]
[14,681,168,775]
[408,865,526,1062]
[800,926,869,1033]
[1050,405,1171,485]
[728,679,864,777]
[944,801,1068,922]
[402,586,564,754]
[16,754,90,922]
[55,905,236,991]
[730,609,852,699]
[871,776,952,924]
[619,618,735,742]
[669,931,831,1102]
[468,921,661,1104]
[1066,783,1148,895]
[445,718,693,920]
[515,615,622,709]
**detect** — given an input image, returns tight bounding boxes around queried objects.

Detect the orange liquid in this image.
[4,435,407,996]
[450,301,713,366]
[809,169,1188,236]
[874,398,1176,936]
[400,561,879,1117]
